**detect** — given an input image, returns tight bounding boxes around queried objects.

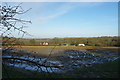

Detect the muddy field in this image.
[2,46,119,73]
[13,46,119,57]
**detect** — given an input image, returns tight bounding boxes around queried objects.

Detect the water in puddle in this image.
[3,55,63,73]
[2,49,119,73]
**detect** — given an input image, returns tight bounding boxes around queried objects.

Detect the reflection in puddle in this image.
[3,55,64,73]
[2,49,119,73]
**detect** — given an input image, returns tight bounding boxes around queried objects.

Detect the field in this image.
[2,46,119,78]
[14,46,118,57]
[3,56,120,78]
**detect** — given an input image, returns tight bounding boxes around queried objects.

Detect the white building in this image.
[40,42,49,45]
[45,42,48,45]
[78,43,85,46]
[43,42,49,45]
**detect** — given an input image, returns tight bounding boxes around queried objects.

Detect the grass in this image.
[2,59,120,79]
[70,59,120,78]
[2,64,71,79]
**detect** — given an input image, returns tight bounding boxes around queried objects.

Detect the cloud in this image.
[6,2,104,26]
[37,2,104,24]
[38,3,77,23]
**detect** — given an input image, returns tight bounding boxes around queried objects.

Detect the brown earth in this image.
[13,46,119,57]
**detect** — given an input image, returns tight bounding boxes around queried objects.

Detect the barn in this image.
[78,43,85,46]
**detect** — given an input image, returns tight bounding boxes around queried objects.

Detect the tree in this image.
[0,3,32,46]
[29,39,35,45]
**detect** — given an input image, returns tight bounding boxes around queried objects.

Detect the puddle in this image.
[2,49,120,73]
[3,55,64,73]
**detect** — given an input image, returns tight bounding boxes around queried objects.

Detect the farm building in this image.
[78,43,85,46]
[40,42,49,45]
[43,42,49,45]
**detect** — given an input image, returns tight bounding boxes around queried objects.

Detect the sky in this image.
[2,2,118,38]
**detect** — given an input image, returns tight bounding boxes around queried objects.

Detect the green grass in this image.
[2,65,30,78]
[71,59,120,78]
[2,59,120,79]
[2,65,71,79]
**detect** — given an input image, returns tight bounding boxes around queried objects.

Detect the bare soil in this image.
[13,46,119,57]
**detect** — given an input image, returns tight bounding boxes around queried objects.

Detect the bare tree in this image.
[0,3,32,36]
[0,3,32,49]
[1,3,63,76]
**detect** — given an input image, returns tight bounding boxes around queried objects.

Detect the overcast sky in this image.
[2,2,118,38]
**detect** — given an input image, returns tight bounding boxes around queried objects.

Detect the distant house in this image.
[43,42,49,45]
[40,42,49,45]
[78,43,85,46]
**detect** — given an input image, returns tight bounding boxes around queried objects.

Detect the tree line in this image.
[2,36,120,47]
